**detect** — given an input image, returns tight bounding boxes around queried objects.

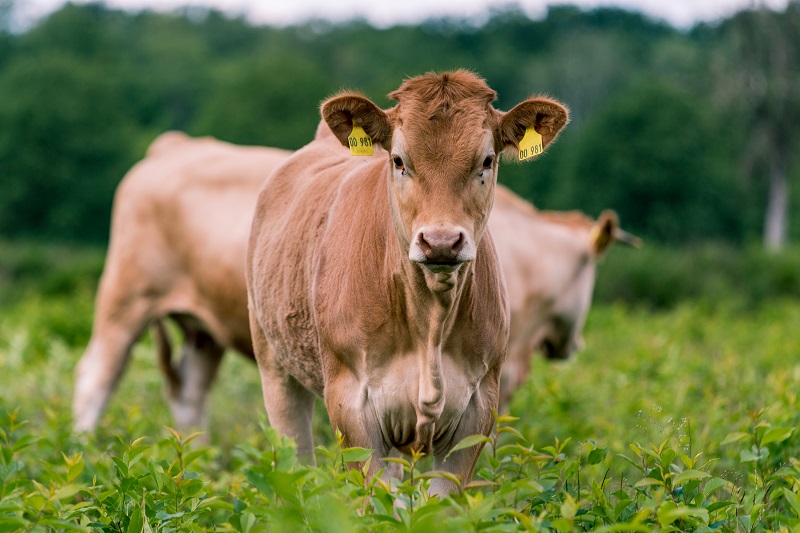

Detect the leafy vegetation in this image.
[1,257,799,530]
[1,2,799,530]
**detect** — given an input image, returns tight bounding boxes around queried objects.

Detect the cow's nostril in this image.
[452,232,465,254]
[418,233,433,256]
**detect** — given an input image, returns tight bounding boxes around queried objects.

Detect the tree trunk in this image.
[763,144,789,250]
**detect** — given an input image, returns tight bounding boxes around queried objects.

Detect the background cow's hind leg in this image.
[158,317,225,431]
[73,299,151,432]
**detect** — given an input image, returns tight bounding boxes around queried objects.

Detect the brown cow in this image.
[246,70,568,493]
[72,132,291,432]
[490,185,640,409]
[73,131,629,436]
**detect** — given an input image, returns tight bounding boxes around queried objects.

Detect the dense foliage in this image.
[1,252,799,531]
[1,3,800,531]
[0,2,799,245]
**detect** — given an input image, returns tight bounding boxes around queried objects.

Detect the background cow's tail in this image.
[153,318,181,395]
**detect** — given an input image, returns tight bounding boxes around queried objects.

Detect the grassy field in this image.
[1,264,800,530]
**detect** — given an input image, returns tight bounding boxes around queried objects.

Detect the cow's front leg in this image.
[251,320,316,462]
[430,369,500,497]
[324,372,391,481]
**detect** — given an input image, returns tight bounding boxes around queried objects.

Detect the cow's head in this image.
[322,70,568,285]
[534,210,640,360]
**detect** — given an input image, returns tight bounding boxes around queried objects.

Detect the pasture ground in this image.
[1,268,799,530]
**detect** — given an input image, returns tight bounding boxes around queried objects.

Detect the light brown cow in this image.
[246,70,568,493]
[72,132,291,432]
[73,131,630,437]
[490,185,640,409]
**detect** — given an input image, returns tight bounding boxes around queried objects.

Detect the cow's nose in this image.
[418,229,465,263]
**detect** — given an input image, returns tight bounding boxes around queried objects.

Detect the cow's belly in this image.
[366,353,481,454]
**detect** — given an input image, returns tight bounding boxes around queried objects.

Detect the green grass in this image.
[1,273,800,530]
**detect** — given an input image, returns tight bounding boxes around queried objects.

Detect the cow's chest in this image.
[365,350,486,453]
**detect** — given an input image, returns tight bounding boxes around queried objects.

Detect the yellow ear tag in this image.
[518,126,543,161]
[348,125,374,156]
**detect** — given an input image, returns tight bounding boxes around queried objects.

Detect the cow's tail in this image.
[153,318,181,395]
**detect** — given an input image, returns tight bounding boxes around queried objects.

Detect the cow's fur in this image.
[72,132,290,432]
[246,70,568,494]
[490,186,639,409]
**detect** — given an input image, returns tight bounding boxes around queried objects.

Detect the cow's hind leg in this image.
[73,299,151,432]
[157,316,225,432]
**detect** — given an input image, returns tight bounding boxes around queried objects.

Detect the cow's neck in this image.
[396,255,473,451]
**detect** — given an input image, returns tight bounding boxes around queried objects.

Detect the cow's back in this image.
[104,134,291,354]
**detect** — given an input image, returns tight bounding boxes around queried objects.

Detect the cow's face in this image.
[323,71,568,284]
[536,257,596,361]
[535,210,627,360]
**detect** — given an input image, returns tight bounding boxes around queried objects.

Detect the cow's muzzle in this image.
[409,226,475,273]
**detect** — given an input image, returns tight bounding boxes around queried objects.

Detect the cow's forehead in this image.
[396,113,494,167]
[389,70,497,111]
[389,71,497,134]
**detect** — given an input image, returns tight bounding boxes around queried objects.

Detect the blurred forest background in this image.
[1,0,799,307]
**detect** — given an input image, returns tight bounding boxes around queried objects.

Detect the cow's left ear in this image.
[590,210,642,256]
[321,92,393,151]
[590,210,618,257]
[498,97,569,159]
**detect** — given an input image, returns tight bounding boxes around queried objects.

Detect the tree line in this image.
[0,1,798,247]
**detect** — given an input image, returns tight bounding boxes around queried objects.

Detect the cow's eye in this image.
[481,156,494,169]
[392,156,407,176]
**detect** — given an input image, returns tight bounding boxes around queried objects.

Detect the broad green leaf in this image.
[462,479,496,491]
[11,435,40,453]
[416,470,462,487]
[496,426,524,440]
[720,432,750,445]
[702,477,729,497]
[739,447,768,463]
[340,447,372,464]
[53,483,82,500]
[587,447,608,465]
[782,488,800,518]
[183,449,208,468]
[593,524,652,533]
[673,469,710,486]
[634,477,664,488]
[760,427,794,446]
[657,501,709,526]
[706,500,736,514]
[240,511,256,533]
[127,509,142,533]
[443,434,491,461]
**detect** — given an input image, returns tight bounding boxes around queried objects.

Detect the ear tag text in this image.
[518,126,543,161]
[348,126,374,156]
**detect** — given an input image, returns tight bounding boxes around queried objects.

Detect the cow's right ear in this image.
[321,92,393,151]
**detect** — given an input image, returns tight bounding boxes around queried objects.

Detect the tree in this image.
[718,2,800,249]
[552,81,745,244]
[0,52,141,242]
